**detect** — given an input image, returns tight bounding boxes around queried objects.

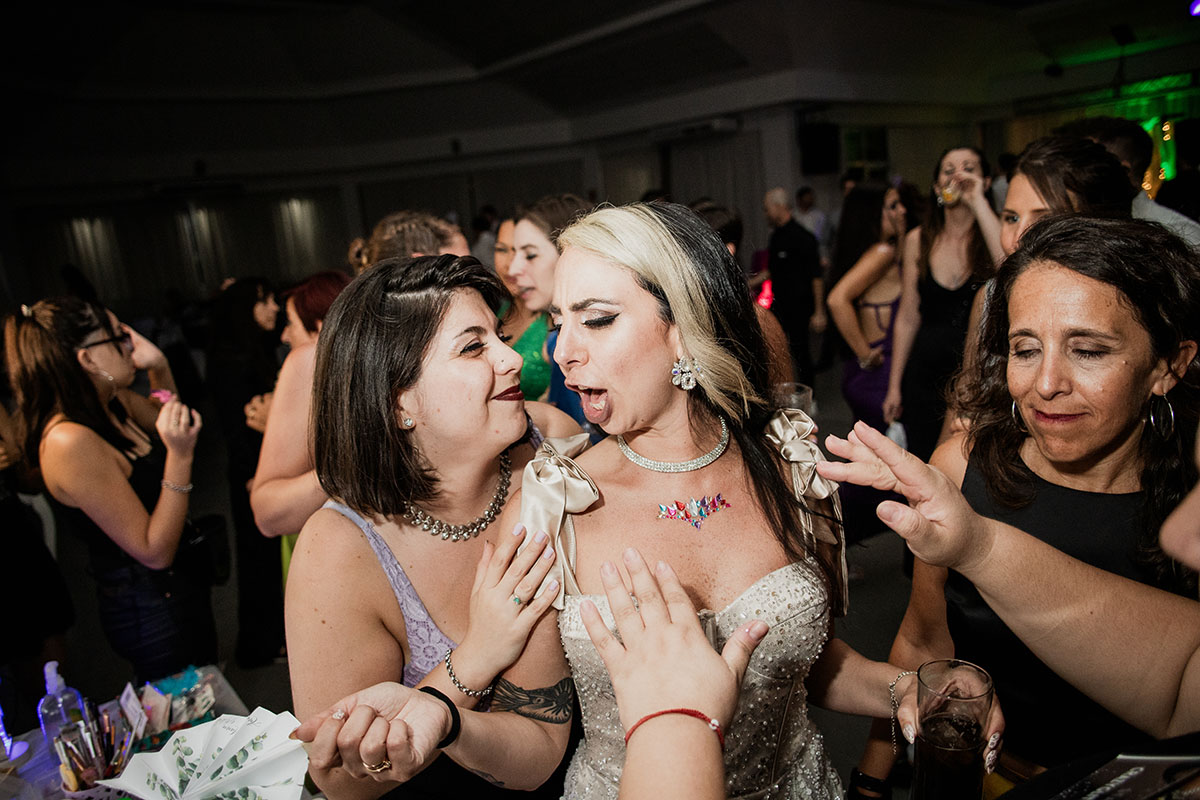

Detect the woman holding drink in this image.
[883,147,1002,460]
[847,215,1199,797]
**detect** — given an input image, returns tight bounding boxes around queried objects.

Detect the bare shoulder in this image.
[279,342,317,383]
[526,401,582,439]
[929,431,971,487]
[40,420,117,469]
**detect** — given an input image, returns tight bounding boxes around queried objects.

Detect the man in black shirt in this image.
[762,187,825,387]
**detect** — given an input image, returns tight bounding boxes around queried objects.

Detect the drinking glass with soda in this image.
[911,659,993,800]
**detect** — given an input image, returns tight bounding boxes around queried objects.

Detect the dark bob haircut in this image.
[959,215,1200,593]
[311,255,509,518]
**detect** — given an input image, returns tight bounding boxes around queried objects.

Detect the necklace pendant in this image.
[657,494,730,530]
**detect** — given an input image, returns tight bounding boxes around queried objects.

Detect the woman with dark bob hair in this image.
[5,298,214,681]
[855,215,1198,796]
[297,204,1002,798]
[288,254,579,799]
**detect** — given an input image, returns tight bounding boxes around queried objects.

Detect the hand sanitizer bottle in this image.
[36,661,87,748]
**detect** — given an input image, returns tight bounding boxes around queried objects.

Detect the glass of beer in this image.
[911,659,993,800]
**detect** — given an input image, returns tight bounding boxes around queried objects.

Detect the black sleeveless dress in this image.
[54,438,217,682]
[900,273,977,460]
[948,452,1163,767]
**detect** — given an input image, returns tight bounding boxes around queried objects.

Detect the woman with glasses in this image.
[5,297,215,681]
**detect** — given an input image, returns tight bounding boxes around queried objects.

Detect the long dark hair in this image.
[5,297,135,469]
[207,277,278,385]
[959,216,1199,594]
[829,183,892,290]
[312,255,510,518]
[559,202,847,614]
[917,146,995,283]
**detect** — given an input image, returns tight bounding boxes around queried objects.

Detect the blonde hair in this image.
[558,203,763,422]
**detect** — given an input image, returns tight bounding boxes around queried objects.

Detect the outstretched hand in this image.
[815,421,994,572]
[580,548,767,732]
[293,682,451,784]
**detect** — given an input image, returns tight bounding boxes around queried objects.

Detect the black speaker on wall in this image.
[801,123,840,175]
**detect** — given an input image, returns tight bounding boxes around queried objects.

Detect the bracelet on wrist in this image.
[417,687,461,749]
[161,479,193,494]
[847,767,891,798]
[889,669,918,755]
[624,708,724,751]
[443,648,492,698]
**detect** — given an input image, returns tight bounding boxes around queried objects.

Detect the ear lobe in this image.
[76,347,96,374]
[1153,340,1198,396]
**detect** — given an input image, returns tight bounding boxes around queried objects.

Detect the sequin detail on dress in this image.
[559,559,843,799]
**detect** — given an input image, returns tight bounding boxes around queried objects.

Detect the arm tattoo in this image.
[467,767,506,787]
[491,677,574,724]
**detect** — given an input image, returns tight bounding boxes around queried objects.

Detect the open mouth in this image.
[567,383,610,424]
[492,386,524,401]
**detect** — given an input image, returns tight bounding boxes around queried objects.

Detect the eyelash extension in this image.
[583,314,618,328]
[461,341,484,355]
[498,333,513,343]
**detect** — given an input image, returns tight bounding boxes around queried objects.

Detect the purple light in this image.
[1193,0,1200,16]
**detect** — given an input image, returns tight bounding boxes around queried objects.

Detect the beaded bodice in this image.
[558,559,843,799]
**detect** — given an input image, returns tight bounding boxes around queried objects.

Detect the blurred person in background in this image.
[6,298,213,682]
[207,278,285,668]
[250,270,351,583]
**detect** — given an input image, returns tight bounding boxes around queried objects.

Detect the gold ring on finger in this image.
[511,594,523,605]
[363,758,391,773]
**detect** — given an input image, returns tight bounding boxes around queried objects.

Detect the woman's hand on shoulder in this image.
[294,682,452,785]
[154,399,201,458]
[526,401,582,439]
[817,422,991,572]
[456,524,560,684]
[581,548,767,732]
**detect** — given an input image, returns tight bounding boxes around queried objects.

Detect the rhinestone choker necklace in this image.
[402,452,512,542]
[616,417,729,473]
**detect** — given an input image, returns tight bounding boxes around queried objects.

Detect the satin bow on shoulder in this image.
[518,433,598,610]
[764,408,849,616]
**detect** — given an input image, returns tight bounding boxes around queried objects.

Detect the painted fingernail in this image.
[903,724,915,744]
[542,545,555,560]
[988,732,1000,750]
[656,560,669,575]
[534,530,548,543]
[985,750,997,774]
[331,708,345,720]
[746,620,768,641]
[548,580,559,592]
[511,523,525,536]
[601,561,617,578]
[623,547,638,564]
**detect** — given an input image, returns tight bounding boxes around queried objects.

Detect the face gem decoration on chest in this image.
[657,495,731,529]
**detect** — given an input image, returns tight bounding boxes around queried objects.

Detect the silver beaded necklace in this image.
[616,417,729,473]
[401,452,512,542]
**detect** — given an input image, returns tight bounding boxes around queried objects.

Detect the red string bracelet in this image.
[624,708,725,750]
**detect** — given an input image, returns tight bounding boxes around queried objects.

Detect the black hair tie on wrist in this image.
[418,686,461,749]
[847,767,891,799]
